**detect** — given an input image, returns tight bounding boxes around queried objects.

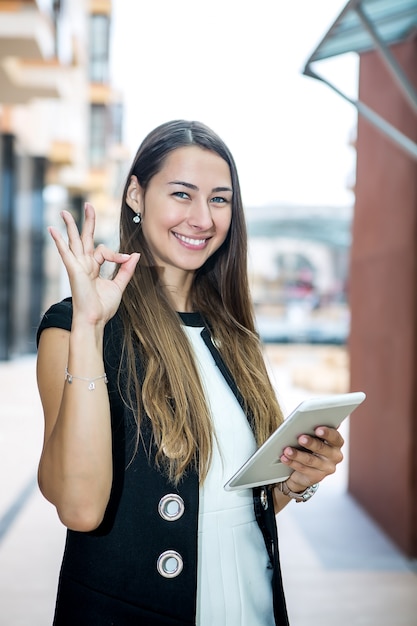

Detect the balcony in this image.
[0,1,75,104]
[0,57,63,103]
[0,3,55,60]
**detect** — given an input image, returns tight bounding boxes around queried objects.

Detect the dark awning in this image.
[303,0,417,160]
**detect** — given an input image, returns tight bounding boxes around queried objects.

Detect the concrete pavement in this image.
[0,355,65,625]
[0,348,416,625]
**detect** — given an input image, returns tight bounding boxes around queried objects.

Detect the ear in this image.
[126,175,144,213]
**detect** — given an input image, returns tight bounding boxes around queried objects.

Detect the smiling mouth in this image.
[173,233,208,247]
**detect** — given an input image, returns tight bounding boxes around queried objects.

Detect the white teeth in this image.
[175,233,206,246]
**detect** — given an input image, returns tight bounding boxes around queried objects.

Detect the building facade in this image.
[303,0,417,557]
[0,0,128,359]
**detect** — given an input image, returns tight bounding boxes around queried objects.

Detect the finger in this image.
[92,243,110,267]
[296,434,344,465]
[60,210,84,256]
[290,426,344,455]
[49,225,92,287]
[91,246,135,267]
[48,225,75,268]
[315,426,345,447]
[281,437,343,471]
[112,253,141,293]
[281,446,321,469]
[80,203,96,256]
[280,447,334,480]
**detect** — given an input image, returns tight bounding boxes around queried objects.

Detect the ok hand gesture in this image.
[49,203,140,327]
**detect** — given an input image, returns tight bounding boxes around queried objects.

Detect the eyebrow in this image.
[168,181,233,193]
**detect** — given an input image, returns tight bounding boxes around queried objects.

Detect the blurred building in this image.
[304,0,417,558]
[247,204,352,344]
[0,0,129,359]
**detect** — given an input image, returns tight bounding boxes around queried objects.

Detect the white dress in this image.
[182,324,275,626]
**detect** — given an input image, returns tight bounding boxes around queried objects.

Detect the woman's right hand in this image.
[49,203,140,326]
[38,203,139,529]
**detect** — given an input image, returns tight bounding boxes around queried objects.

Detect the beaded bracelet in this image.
[65,366,108,391]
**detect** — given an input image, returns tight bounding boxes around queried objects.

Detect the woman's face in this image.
[128,145,233,285]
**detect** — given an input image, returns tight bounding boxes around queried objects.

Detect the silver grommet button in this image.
[157,550,184,578]
[158,494,185,521]
[260,488,268,511]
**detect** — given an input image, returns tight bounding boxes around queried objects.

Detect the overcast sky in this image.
[110,0,358,208]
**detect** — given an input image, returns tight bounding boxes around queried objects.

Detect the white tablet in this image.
[224,391,366,491]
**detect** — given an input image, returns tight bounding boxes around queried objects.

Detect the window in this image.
[89,14,110,83]
[111,102,124,145]
[89,104,107,167]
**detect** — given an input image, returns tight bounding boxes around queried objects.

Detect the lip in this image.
[173,232,210,250]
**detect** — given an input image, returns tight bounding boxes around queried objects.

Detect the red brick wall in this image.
[349,39,417,557]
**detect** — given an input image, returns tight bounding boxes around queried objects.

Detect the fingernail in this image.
[316,428,325,437]
[300,436,308,445]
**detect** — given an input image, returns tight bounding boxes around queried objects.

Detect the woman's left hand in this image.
[279,426,344,493]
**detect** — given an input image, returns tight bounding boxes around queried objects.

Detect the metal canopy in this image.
[303,0,417,160]
[308,0,417,61]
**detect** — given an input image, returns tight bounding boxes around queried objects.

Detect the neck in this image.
[158,267,194,312]
[163,287,192,312]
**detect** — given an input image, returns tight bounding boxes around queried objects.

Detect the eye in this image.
[172,191,190,200]
[211,196,230,204]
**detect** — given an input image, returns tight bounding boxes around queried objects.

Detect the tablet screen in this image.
[224,391,366,491]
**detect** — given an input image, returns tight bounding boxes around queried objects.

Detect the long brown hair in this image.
[117,120,283,484]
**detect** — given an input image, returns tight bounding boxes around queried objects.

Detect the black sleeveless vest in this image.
[37,299,289,626]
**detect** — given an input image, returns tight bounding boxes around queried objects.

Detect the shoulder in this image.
[37,297,73,345]
[37,298,123,347]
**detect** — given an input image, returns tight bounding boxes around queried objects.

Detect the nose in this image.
[187,198,214,231]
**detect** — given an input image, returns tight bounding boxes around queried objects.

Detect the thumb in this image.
[113,253,141,293]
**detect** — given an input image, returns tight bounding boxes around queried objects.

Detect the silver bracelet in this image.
[277,480,319,503]
[65,366,108,391]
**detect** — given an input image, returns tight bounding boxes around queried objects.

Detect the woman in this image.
[37,120,344,625]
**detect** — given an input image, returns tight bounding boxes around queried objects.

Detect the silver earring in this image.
[133,212,142,225]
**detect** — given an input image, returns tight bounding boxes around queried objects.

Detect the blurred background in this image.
[1,1,417,624]
[0,0,357,360]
